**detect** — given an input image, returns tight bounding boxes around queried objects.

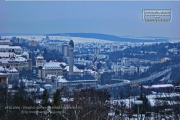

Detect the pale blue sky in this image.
[0,1,179,38]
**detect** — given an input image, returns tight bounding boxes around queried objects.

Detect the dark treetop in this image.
[69,40,74,48]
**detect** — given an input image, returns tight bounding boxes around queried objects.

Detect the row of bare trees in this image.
[0,83,180,120]
[0,85,112,120]
[97,83,180,120]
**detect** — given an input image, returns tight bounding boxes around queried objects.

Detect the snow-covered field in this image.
[168,39,180,43]
[110,93,180,107]
[2,35,179,43]
[48,36,113,43]
[1,36,45,41]
[1,35,113,43]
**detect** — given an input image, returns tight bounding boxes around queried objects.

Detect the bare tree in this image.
[63,88,110,120]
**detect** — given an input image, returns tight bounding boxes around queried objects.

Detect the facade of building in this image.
[36,54,45,67]
[0,53,30,71]
[0,40,13,45]
[0,66,19,84]
[57,75,97,89]
[0,73,8,84]
[74,58,91,66]
[93,47,100,54]
[28,40,37,46]
[120,66,137,75]
[0,73,8,97]
[37,61,83,79]
[121,57,130,67]
[0,45,22,54]
[139,66,149,74]
[64,65,83,75]
[38,61,64,79]
[62,43,69,57]
[143,84,174,93]
[161,57,170,63]
[48,45,62,52]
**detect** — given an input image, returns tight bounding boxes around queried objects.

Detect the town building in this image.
[28,40,37,46]
[0,52,31,71]
[0,66,19,84]
[36,54,46,67]
[0,45,22,54]
[48,45,62,52]
[121,57,130,67]
[38,61,64,79]
[161,57,171,63]
[0,73,8,98]
[57,75,97,89]
[0,73,8,85]
[74,58,91,66]
[64,65,83,75]
[62,42,69,57]
[0,40,13,45]
[143,84,174,93]
[38,61,83,79]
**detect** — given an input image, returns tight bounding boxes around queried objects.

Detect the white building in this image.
[139,66,149,74]
[0,45,22,54]
[36,54,46,67]
[22,52,29,59]
[121,57,130,67]
[0,40,13,45]
[64,65,83,75]
[121,66,137,75]
[57,76,97,89]
[62,43,69,57]
[74,58,91,66]
[38,61,64,79]
[0,52,30,71]
[0,66,19,83]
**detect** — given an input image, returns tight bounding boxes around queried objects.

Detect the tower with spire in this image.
[69,40,74,75]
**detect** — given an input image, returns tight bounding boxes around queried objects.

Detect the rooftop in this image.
[0,45,22,49]
[42,62,62,69]
[0,66,18,73]
[143,84,174,89]
[36,54,44,59]
[0,56,27,63]
[22,51,29,56]
[0,52,16,58]
[65,75,95,81]
[0,72,8,76]
[64,65,83,73]
[57,75,97,83]
[46,74,57,79]
[0,40,11,42]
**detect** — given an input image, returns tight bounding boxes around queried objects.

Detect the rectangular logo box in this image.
[143,9,172,22]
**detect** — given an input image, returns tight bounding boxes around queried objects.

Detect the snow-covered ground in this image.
[2,35,178,44]
[168,39,180,43]
[48,36,113,43]
[1,35,45,41]
[1,35,114,43]
[109,92,180,107]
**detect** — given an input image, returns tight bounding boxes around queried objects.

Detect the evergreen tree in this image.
[53,89,61,106]
[41,89,49,106]
[51,89,63,120]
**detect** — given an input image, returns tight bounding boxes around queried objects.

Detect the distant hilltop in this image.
[46,33,169,43]
[0,33,170,43]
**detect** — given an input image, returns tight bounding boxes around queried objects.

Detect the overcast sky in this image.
[0,1,179,38]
